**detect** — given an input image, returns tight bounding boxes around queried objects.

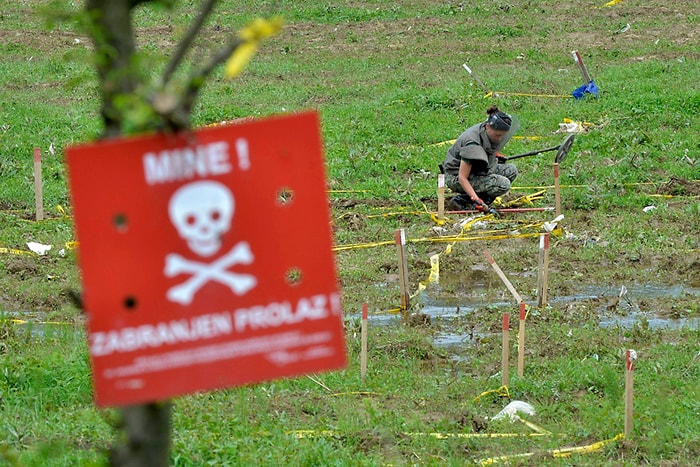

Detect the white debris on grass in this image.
[26,242,52,255]
[491,401,536,421]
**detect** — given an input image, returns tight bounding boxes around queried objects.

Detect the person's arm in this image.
[458,159,490,213]
[458,160,478,200]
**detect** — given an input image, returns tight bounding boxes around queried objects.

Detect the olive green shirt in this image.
[443,122,498,176]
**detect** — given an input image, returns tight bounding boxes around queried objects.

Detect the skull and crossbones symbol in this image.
[164,180,256,305]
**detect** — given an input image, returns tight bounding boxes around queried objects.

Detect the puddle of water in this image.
[347,283,700,356]
[2,311,81,338]
[599,313,700,330]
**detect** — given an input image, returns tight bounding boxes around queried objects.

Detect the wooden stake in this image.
[554,163,562,217]
[502,312,509,387]
[361,303,368,383]
[483,250,523,304]
[33,147,43,221]
[395,229,410,314]
[517,302,526,378]
[437,174,445,221]
[536,233,550,308]
[624,349,636,438]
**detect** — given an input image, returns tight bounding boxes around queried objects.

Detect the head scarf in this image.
[486,112,512,131]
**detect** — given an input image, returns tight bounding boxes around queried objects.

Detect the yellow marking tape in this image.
[10,318,75,326]
[366,210,425,219]
[56,205,72,218]
[288,430,555,440]
[0,241,78,256]
[333,240,394,252]
[329,391,381,397]
[0,247,35,257]
[430,135,546,148]
[478,433,624,465]
[515,415,551,435]
[328,189,370,194]
[484,91,573,99]
[405,431,554,439]
[474,385,511,402]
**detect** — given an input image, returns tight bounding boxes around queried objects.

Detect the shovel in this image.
[505,134,575,164]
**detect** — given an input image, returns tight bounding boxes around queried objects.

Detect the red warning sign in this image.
[66,111,346,407]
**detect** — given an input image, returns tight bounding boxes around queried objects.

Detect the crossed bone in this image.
[164,242,257,305]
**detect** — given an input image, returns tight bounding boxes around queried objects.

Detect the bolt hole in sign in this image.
[66,111,347,407]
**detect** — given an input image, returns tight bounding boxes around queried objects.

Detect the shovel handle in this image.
[507,144,560,160]
[572,50,592,83]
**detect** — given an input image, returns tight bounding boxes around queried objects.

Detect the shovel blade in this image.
[572,80,599,99]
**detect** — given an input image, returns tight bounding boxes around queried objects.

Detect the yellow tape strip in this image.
[0,241,78,256]
[474,385,510,402]
[484,91,573,99]
[288,429,554,440]
[332,229,549,252]
[429,135,547,148]
[10,318,74,326]
[0,247,35,256]
[478,433,624,465]
[514,415,551,435]
[329,391,381,397]
[405,431,553,439]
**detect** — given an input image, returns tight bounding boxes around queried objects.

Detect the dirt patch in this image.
[659,177,700,196]
[5,256,39,279]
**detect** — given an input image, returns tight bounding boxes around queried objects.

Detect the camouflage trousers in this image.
[445,163,518,202]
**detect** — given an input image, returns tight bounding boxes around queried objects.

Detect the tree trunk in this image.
[86,0,141,138]
[85,1,172,464]
[109,402,172,467]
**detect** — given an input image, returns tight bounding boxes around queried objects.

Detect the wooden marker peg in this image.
[517,302,526,378]
[395,229,410,313]
[33,148,44,221]
[624,349,637,438]
[536,233,550,308]
[484,250,524,304]
[437,174,445,221]
[361,303,368,383]
[502,312,510,387]
[554,163,562,217]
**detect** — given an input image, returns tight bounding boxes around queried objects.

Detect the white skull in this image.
[168,181,234,257]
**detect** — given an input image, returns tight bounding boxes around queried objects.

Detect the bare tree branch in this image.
[161,0,218,85]
[178,37,245,118]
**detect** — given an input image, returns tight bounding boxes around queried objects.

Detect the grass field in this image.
[1,0,699,465]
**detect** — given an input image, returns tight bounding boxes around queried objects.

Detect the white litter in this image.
[642,205,656,212]
[491,401,536,421]
[26,242,52,255]
[543,214,564,232]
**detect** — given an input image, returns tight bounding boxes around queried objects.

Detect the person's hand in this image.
[471,196,490,213]
[496,152,507,164]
